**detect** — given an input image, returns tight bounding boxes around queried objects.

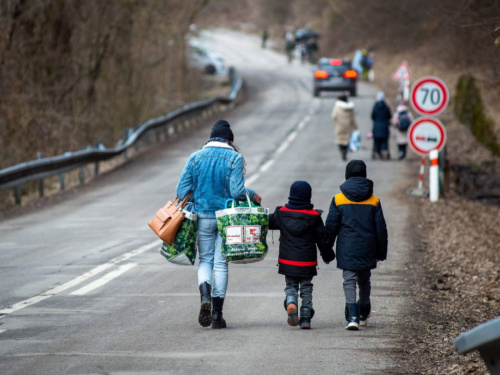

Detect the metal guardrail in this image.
[454,316,500,374]
[0,68,242,204]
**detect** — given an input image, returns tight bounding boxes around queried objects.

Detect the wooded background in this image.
[1,0,499,168]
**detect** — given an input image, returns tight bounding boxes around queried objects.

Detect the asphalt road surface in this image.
[0,30,412,375]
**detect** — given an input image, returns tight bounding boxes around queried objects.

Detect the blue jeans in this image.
[197,218,228,298]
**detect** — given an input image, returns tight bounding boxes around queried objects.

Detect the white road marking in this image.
[0,241,160,316]
[246,115,311,186]
[70,263,138,296]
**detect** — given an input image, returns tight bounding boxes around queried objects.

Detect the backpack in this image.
[398,111,411,131]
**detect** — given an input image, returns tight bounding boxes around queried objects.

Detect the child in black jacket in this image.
[269,180,335,329]
[325,160,388,330]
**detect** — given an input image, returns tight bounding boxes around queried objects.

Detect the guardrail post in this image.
[94,141,100,175]
[79,166,85,185]
[135,125,141,152]
[14,186,21,205]
[37,152,44,197]
[124,128,132,159]
[60,172,65,190]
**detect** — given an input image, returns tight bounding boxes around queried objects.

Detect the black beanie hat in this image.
[285,180,314,210]
[210,119,234,142]
[345,159,367,179]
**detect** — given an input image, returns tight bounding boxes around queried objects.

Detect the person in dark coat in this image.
[371,92,392,160]
[269,180,335,329]
[325,160,388,330]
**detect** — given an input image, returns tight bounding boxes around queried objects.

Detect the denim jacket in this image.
[176,141,256,218]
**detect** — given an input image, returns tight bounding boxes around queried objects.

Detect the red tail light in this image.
[330,59,343,65]
[314,70,329,79]
[343,70,358,79]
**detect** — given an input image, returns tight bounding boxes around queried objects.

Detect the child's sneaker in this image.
[284,297,299,326]
[345,303,359,330]
[358,302,371,327]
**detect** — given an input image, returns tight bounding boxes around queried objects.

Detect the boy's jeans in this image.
[197,218,228,298]
[285,276,313,310]
[342,269,371,304]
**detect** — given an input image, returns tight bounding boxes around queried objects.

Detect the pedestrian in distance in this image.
[391,101,414,160]
[332,93,358,161]
[176,119,262,329]
[325,160,388,330]
[269,180,335,329]
[261,28,269,49]
[371,92,392,160]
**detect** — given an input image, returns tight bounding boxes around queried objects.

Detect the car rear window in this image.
[319,65,349,74]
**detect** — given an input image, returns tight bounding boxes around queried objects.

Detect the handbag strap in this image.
[174,192,192,209]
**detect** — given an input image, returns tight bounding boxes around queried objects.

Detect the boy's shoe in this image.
[299,307,315,329]
[345,303,359,331]
[358,301,371,327]
[284,297,299,326]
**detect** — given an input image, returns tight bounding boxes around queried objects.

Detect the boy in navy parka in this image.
[325,160,388,330]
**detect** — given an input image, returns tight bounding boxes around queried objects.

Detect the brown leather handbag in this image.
[148,193,191,244]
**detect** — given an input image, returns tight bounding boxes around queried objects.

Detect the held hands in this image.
[254,193,262,205]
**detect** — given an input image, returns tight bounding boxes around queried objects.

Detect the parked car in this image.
[188,40,227,75]
[313,58,358,97]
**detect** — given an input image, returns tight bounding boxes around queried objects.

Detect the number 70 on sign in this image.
[410,76,449,117]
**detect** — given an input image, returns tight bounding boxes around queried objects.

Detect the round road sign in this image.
[410,76,449,116]
[408,117,447,156]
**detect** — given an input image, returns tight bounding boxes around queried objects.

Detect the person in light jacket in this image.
[332,94,358,161]
[176,119,262,329]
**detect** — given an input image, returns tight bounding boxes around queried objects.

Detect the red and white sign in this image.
[410,76,449,116]
[408,117,447,156]
[392,61,411,81]
[245,225,261,244]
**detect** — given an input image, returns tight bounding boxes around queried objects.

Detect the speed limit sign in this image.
[410,76,449,116]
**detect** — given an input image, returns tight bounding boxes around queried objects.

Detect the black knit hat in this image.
[210,119,234,141]
[285,180,314,210]
[345,159,367,179]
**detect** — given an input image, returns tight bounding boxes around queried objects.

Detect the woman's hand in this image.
[254,193,262,205]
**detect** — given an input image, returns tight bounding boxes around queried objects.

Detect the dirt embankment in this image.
[371,54,500,374]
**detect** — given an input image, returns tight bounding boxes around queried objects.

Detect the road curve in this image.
[0,30,412,374]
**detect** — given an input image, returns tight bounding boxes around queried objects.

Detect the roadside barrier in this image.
[454,316,500,374]
[0,68,242,205]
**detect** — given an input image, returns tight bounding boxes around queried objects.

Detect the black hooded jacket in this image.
[325,177,388,270]
[269,207,335,277]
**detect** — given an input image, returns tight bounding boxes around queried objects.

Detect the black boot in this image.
[299,307,315,329]
[284,296,299,327]
[345,303,359,330]
[198,282,212,327]
[212,297,226,329]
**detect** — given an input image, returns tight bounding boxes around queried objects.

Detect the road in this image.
[0,30,412,374]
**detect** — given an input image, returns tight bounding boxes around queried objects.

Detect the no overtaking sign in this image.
[407,117,447,156]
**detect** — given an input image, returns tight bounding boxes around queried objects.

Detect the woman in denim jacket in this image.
[176,119,262,329]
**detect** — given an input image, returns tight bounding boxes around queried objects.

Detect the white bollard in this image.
[429,150,439,202]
